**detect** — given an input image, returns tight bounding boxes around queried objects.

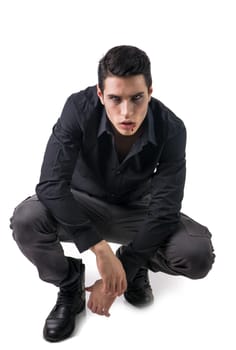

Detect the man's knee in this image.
[10,198,51,246]
[183,239,215,279]
[11,201,34,245]
[173,215,215,279]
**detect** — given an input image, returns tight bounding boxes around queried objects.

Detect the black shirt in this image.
[36,86,186,281]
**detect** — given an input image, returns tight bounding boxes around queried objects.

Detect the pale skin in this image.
[86,75,153,316]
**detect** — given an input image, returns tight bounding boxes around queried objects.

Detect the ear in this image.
[97,85,104,105]
[148,86,153,101]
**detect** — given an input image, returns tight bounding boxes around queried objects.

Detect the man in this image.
[10,45,215,342]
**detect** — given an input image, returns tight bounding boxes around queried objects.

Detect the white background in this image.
[0,0,235,349]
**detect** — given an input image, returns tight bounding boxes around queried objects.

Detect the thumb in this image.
[85,285,94,292]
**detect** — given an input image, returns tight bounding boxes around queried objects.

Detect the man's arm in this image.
[118,125,187,282]
[86,241,127,317]
[91,240,127,296]
[36,95,102,250]
[36,95,126,296]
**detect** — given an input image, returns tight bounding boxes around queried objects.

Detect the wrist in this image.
[90,240,111,256]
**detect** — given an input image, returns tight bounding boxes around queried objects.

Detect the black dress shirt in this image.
[36,85,186,281]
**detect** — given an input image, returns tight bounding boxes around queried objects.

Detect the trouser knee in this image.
[10,202,35,246]
[10,197,56,248]
[183,239,215,279]
[168,215,215,279]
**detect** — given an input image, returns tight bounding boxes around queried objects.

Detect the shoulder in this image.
[61,86,103,132]
[69,85,102,113]
[149,97,186,140]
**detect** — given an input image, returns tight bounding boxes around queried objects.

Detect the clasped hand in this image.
[86,279,116,317]
[87,241,127,316]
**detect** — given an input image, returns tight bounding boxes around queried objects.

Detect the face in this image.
[97,75,152,136]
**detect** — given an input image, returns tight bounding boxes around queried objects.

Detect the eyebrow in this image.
[107,92,145,98]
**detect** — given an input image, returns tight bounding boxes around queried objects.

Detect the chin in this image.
[119,130,136,136]
[116,126,137,136]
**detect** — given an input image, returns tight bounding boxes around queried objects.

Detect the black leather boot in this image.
[116,247,154,307]
[43,258,85,342]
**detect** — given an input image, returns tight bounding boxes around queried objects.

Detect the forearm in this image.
[90,240,127,296]
[90,240,112,255]
[118,219,179,282]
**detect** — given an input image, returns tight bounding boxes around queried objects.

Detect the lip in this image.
[119,121,136,130]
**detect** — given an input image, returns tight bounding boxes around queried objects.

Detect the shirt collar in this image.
[146,106,157,146]
[97,108,112,138]
[97,106,157,146]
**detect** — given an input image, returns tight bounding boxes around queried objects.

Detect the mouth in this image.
[119,121,136,131]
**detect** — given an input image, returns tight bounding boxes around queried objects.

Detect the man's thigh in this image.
[105,194,151,245]
[67,190,151,246]
[11,190,150,246]
[147,213,215,278]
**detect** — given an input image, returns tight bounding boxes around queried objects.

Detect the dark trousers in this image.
[10,190,215,288]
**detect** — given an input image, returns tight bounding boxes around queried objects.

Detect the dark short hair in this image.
[98,45,152,92]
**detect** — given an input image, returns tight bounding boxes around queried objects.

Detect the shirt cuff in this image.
[60,221,103,253]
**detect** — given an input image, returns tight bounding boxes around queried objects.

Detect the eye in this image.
[109,95,121,103]
[131,94,143,102]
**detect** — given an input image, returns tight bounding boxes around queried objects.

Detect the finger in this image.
[120,277,127,294]
[96,307,106,316]
[103,303,112,317]
[112,278,124,296]
[103,295,116,316]
[91,304,98,314]
[103,279,112,294]
[87,298,93,311]
[91,304,107,316]
[103,306,111,317]
[122,278,128,293]
[115,280,123,296]
[111,280,119,296]
[115,277,125,296]
[88,297,102,314]
[107,278,119,296]
[104,311,111,317]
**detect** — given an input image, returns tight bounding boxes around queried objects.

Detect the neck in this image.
[113,125,143,143]
[112,126,144,163]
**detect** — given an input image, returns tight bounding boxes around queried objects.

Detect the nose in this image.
[120,101,133,118]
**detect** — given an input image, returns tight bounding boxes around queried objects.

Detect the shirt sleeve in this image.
[36,95,102,252]
[119,125,187,282]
